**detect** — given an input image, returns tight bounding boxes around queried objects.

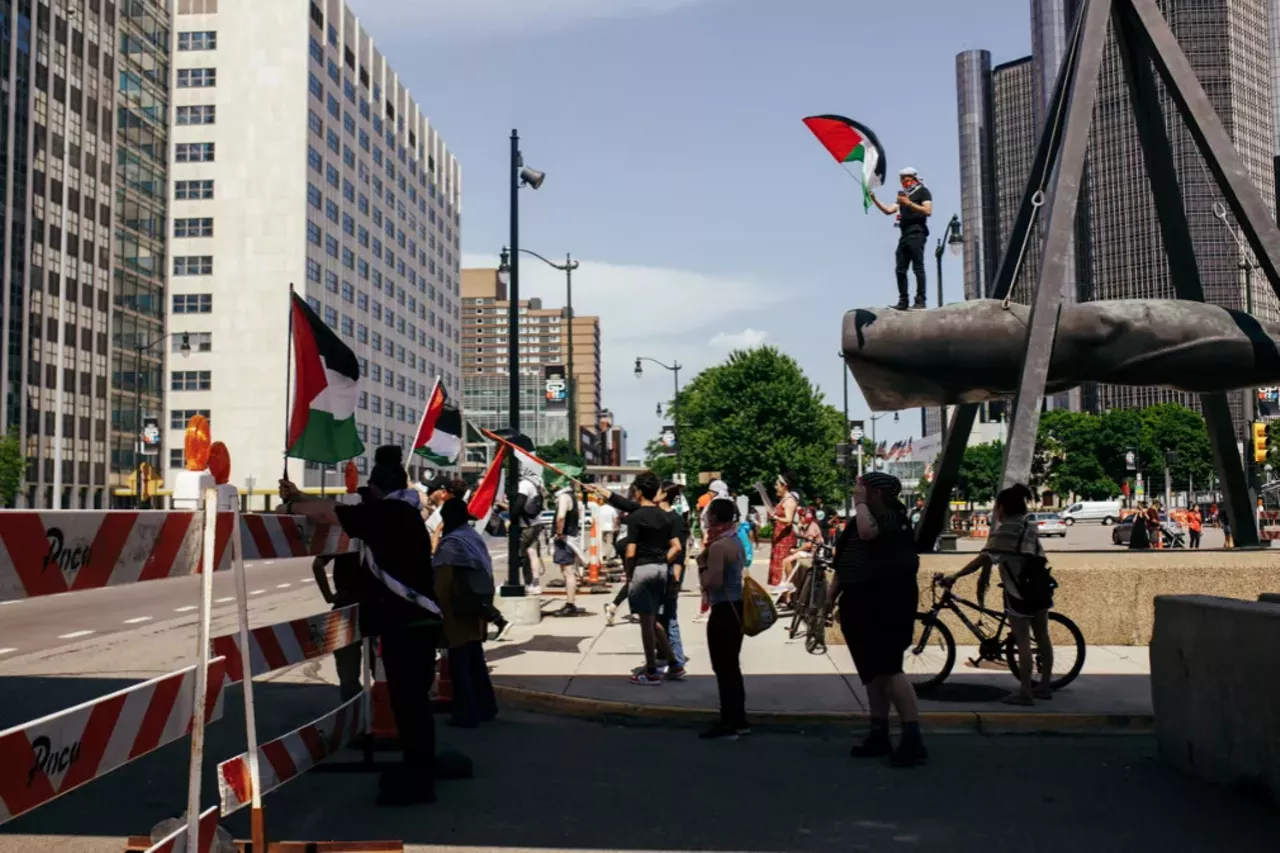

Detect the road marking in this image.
[264,560,275,565]
[0,648,16,655]
[58,630,95,639]
[276,583,292,589]
[0,600,19,606]
[174,606,198,613]
[300,578,314,583]
[123,616,153,624]
[250,589,265,595]
[215,596,235,603]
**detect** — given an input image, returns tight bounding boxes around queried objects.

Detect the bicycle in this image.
[906,572,1086,692]
[785,545,834,654]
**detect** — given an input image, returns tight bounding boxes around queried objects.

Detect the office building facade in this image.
[165,0,462,488]
[460,266,602,449]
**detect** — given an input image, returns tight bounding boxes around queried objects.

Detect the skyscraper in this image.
[166,0,463,487]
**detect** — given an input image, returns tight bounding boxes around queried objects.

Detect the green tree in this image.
[535,439,585,471]
[655,346,845,503]
[957,441,1003,504]
[1140,403,1213,487]
[0,429,22,507]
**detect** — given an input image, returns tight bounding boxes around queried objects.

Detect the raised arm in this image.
[869,191,897,216]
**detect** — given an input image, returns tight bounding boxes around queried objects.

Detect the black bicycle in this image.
[906,573,1086,692]
[785,545,834,654]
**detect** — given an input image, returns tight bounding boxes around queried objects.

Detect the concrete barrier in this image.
[916,551,1280,645]
[1150,595,1280,804]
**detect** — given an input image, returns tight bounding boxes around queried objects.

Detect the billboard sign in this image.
[659,424,678,457]
[544,365,567,410]
[140,417,161,454]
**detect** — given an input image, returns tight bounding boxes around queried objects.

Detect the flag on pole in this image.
[481,428,577,484]
[411,378,461,465]
[467,446,507,527]
[286,293,365,463]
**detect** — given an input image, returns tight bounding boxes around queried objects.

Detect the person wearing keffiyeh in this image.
[433,498,498,728]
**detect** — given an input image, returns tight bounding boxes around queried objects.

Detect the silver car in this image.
[1028,511,1068,537]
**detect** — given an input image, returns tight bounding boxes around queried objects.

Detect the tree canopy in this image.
[0,429,22,508]
[643,346,845,502]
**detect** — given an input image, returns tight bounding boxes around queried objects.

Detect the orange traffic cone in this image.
[586,512,601,584]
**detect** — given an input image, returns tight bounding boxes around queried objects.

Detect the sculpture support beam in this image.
[1114,0,1258,546]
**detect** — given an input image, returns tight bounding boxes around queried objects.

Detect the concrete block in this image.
[495,594,542,626]
[1151,595,1280,804]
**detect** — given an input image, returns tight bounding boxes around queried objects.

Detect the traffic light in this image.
[1252,422,1268,463]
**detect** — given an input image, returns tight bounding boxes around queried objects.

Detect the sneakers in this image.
[664,666,687,681]
[604,603,618,626]
[629,670,663,686]
[735,725,752,736]
[775,581,796,594]
[698,723,739,741]
[631,663,668,676]
[492,618,512,641]
[527,583,542,596]
[554,603,579,617]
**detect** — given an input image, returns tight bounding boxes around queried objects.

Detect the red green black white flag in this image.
[412,378,462,465]
[286,293,365,463]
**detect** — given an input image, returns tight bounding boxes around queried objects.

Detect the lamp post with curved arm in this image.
[518,248,580,450]
[635,357,682,479]
[134,331,191,507]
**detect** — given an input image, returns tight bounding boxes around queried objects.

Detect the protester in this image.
[697,498,749,739]
[432,497,498,728]
[699,479,731,533]
[1145,500,1163,549]
[768,472,800,587]
[834,471,926,766]
[597,483,642,627]
[551,476,584,617]
[624,472,680,685]
[595,494,620,563]
[776,507,824,609]
[280,445,440,805]
[945,484,1055,706]
[657,482,689,679]
[506,442,547,594]
[869,166,933,310]
[310,550,364,702]
[1187,505,1203,549]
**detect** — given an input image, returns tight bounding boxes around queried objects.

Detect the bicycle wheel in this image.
[1004,611,1086,690]
[904,613,955,692]
[786,574,810,639]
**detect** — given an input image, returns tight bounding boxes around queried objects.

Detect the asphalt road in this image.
[955,519,1230,551]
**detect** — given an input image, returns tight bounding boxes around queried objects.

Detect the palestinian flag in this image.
[467,446,507,527]
[287,293,365,463]
[802,115,888,211]
[412,378,461,465]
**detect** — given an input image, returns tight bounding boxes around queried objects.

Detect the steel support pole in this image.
[565,256,576,452]
[503,131,523,595]
[842,356,851,518]
[672,364,682,480]
[1113,0,1258,546]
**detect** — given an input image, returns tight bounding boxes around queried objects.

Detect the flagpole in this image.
[481,428,585,488]
[283,283,295,481]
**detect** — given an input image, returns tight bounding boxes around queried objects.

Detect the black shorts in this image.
[839,575,919,685]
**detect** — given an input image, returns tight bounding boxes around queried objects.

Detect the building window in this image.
[325,270,339,293]
[309,72,323,100]
[174,255,213,276]
[309,36,324,64]
[357,258,369,280]
[171,409,211,429]
[307,183,322,209]
[169,449,185,468]
[326,128,340,154]
[341,315,354,336]
[341,281,355,303]
[342,248,355,269]
[327,94,340,119]
[177,68,217,88]
[175,179,215,200]
[175,217,214,238]
[308,146,322,172]
[178,332,213,353]
[325,199,339,223]
[308,221,322,245]
[178,31,217,50]
[357,323,368,343]
[326,164,340,188]
[307,258,322,283]
[371,395,382,415]
[173,294,213,314]
[176,105,216,125]
[176,142,215,162]
[171,370,212,391]
[325,235,339,258]
[308,109,323,136]
[324,306,338,328]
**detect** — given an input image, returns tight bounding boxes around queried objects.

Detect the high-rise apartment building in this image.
[166,0,462,487]
[460,266,602,449]
[1,0,133,508]
[955,0,1277,427]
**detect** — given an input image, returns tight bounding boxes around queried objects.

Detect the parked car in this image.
[1060,500,1123,526]
[1112,513,1185,546]
[1028,511,1068,537]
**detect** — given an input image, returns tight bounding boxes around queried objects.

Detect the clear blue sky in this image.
[352,0,1035,455]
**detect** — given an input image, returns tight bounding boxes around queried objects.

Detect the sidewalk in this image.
[490,559,1153,732]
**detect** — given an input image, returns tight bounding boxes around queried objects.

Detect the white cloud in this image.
[348,0,709,40]
[709,328,767,349]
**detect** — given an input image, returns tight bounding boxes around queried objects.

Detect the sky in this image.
[349,0,1035,457]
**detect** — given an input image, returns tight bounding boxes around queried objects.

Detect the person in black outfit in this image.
[834,470,927,767]
[280,445,441,806]
[870,166,933,310]
[311,550,365,702]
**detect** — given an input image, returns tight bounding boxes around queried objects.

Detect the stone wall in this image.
[1150,595,1280,804]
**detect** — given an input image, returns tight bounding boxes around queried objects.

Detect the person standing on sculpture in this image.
[869,167,933,310]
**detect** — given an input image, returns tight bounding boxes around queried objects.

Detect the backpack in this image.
[1010,519,1058,611]
[519,480,544,523]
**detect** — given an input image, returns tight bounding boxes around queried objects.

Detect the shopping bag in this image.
[740,574,778,636]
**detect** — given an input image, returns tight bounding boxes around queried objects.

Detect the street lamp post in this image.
[134,332,191,507]
[933,214,964,448]
[518,249,580,450]
[501,130,546,598]
[635,357,682,480]
[868,411,897,471]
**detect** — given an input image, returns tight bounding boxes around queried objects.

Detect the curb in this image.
[493,685,1154,734]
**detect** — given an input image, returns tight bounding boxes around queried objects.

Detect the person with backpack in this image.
[944,483,1056,706]
[511,466,547,595]
[550,477,584,617]
[696,498,748,739]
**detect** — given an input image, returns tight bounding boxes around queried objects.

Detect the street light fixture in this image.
[635,357,683,479]
[519,248,581,450]
[931,213,964,450]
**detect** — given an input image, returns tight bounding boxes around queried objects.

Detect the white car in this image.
[1060,500,1122,526]
[1028,512,1068,537]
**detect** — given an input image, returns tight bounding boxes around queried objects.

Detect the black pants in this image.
[380,623,439,780]
[707,601,745,727]
[1189,528,1201,548]
[334,640,363,702]
[895,230,927,303]
[448,641,497,726]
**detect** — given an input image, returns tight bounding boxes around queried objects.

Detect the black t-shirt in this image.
[625,505,674,566]
[834,504,919,585]
[667,510,689,589]
[897,184,932,236]
[334,499,436,632]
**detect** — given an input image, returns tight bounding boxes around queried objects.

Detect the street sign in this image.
[850,419,865,442]
[1125,450,1136,471]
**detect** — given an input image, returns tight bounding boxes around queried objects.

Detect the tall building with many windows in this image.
[166,0,462,487]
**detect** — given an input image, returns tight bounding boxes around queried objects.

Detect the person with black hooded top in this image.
[280,445,441,806]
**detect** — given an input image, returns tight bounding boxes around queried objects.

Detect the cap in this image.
[708,479,730,497]
[424,474,452,493]
[899,166,919,177]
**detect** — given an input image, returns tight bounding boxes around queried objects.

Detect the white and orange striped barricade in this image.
[1258,509,1280,540]
[217,695,365,816]
[211,605,360,685]
[0,657,228,825]
[136,806,222,853]
[586,510,602,584]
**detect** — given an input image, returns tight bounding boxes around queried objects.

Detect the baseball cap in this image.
[708,479,730,497]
